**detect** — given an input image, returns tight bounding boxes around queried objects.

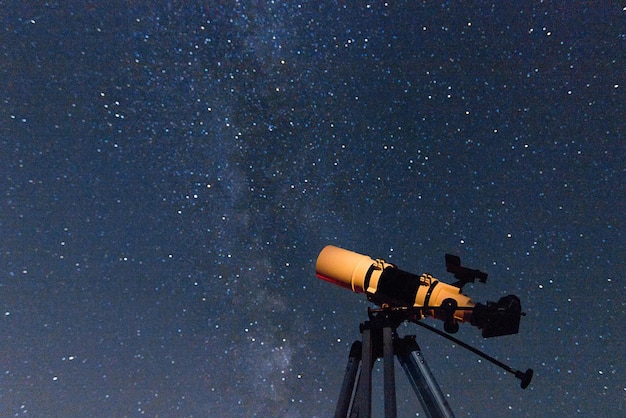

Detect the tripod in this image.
[335,309,454,418]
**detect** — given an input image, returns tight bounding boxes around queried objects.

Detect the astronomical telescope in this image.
[316,245,533,418]
[316,245,523,338]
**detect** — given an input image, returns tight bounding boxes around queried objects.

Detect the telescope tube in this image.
[316,245,475,323]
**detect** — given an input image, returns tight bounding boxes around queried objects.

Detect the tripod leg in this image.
[396,336,455,418]
[383,325,397,418]
[354,324,373,418]
[335,341,362,418]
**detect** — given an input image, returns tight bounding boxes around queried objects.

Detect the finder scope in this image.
[316,245,523,338]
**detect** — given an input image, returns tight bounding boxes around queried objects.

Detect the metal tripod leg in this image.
[382,324,397,417]
[356,324,373,417]
[396,335,455,418]
[335,341,361,418]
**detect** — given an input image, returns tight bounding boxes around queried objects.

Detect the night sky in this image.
[1,1,624,417]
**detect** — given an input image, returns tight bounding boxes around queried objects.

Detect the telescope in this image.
[317,246,533,416]
[316,245,523,338]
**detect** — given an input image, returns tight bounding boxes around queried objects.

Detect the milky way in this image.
[2,2,624,417]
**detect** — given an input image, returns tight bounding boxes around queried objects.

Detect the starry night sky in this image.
[1,1,624,417]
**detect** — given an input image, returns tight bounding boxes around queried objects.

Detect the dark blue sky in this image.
[1,1,624,416]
